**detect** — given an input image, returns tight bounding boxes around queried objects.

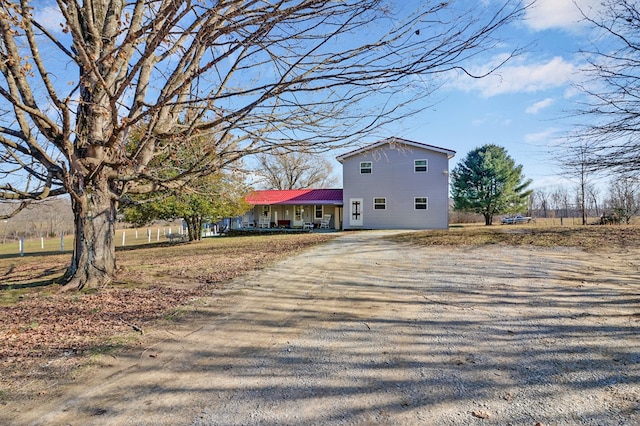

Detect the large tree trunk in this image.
[55,0,123,291]
[185,215,203,241]
[62,174,118,291]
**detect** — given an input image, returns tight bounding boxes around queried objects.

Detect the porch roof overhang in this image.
[246,189,343,206]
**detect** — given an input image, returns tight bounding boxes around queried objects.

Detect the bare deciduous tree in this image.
[0,0,528,289]
[586,184,600,218]
[255,150,338,190]
[572,0,640,174]
[532,188,550,218]
[551,186,571,220]
[562,142,600,225]
[607,174,640,224]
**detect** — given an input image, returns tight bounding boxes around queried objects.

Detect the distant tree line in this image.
[530,176,640,225]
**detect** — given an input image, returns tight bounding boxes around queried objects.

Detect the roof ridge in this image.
[336,136,455,162]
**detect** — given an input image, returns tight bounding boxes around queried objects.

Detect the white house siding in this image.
[340,140,453,230]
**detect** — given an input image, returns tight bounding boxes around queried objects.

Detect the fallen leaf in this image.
[471,410,490,419]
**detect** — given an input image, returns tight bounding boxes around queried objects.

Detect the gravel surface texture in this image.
[3,230,639,425]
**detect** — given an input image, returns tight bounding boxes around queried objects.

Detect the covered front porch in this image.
[243,189,343,231]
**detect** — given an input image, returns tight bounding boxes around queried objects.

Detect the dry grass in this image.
[388,224,640,251]
[114,233,338,287]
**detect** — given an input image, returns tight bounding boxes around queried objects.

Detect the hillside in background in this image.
[0,197,73,243]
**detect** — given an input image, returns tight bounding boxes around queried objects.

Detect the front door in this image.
[349,198,363,227]
[293,205,304,227]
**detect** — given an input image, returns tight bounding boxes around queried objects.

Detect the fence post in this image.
[19,237,24,256]
[41,237,44,249]
[157,228,160,241]
[147,228,151,243]
[122,230,126,246]
[60,234,64,251]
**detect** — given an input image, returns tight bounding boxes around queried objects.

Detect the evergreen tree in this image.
[451,145,532,225]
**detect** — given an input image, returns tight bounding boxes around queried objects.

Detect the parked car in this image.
[501,215,532,224]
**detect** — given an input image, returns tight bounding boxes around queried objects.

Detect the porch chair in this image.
[258,215,270,228]
[319,214,331,229]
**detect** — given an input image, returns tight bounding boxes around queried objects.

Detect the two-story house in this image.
[337,137,455,230]
[244,137,455,230]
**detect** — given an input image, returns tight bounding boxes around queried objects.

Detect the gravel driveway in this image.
[5,230,639,425]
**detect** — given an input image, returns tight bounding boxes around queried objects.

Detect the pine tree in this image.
[451,145,532,225]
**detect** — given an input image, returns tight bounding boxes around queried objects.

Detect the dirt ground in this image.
[1,230,639,425]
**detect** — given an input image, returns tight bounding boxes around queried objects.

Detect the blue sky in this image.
[331,0,603,191]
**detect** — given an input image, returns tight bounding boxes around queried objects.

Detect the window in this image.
[415,197,428,210]
[414,159,428,173]
[315,205,323,219]
[373,197,386,210]
[360,161,372,174]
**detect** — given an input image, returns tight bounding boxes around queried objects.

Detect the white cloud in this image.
[455,56,577,98]
[524,127,559,144]
[524,0,601,31]
[470,114,511,129]
[471,118,486,127]
[530,175,575,190]
[563,86,582,99]
[526,97,554,114]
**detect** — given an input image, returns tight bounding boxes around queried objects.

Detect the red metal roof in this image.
[246,189,343,205]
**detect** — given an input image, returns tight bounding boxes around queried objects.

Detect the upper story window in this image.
[414,159,428,173]
[360,161,372,174]
[373,197,386,210]
[415,197,428,210]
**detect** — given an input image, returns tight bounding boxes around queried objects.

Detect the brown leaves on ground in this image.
[1,286,202,391]
[0,233,335,401]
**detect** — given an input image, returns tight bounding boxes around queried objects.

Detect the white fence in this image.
[6,225,220,256]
